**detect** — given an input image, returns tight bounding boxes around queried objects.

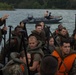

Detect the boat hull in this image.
[27,16,63,24]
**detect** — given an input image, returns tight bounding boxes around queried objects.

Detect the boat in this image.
[22,16,63,24]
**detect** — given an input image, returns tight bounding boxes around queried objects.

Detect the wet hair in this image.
[61,27,66,31]
[14,26,21,31]
[58,23,63,27]
[35,23,42,28]
[60,39,71,46]
[20,21,23,25]
[28,34,38,40]
[46,36,54,42]
[40,55,58,75]
[46,11,48,13]
[49,36,54,40]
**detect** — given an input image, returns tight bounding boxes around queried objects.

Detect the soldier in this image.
[55,27,69,46]
[43,36,55,54]
[27,34,44,75]
[31,23,46,45]
[52,39,76,75]
[1,51,31,75]
[0,26,23,64]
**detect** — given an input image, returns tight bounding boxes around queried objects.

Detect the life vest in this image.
[55,30,59,34]
[52,50,76,75]
[20,64,25,72]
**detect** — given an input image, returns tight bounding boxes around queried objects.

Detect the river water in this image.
[0,9,76,44]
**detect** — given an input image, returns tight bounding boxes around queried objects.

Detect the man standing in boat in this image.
[44,11,52,19]
[44,11,49,18]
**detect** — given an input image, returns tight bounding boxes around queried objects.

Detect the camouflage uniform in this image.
[1,52,28,75]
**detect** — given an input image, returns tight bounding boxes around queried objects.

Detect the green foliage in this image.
[32,2,41,9]
[0,2,14,10]
[0,0,76,9]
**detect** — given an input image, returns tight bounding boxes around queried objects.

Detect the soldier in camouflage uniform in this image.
[1,51,31,75]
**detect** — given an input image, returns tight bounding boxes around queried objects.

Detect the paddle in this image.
[23,23,28,39]
[19,21,28,39]
[49,26,60,47]
[4,20,6,48]
[46,26,51,54]
[73,14,76,33]
[75,14,76,31]
[8,25,13,48]
[8,25,13,61]
[19,30,30,75]
[3,20,6,65]
[19,22,28,53]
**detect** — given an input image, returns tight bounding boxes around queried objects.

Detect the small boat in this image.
[22,16,63,24]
